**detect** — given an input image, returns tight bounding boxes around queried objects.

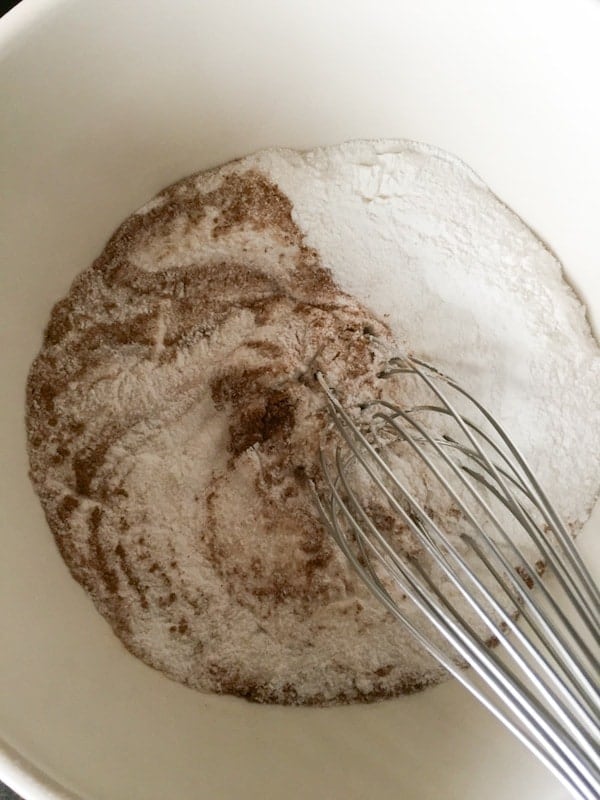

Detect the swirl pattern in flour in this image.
[26,141,600,705]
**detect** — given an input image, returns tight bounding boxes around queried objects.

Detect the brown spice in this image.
[25,164,427,706]
[87,507,119,594]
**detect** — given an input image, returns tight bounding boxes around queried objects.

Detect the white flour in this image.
[26,139,600,705]
[251,140,600,524]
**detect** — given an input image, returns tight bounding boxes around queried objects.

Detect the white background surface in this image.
[1,1,599,798]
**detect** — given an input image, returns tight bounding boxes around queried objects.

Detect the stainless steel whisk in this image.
[313,356,600,800]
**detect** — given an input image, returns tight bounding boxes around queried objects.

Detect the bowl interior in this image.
[1,1,599,798]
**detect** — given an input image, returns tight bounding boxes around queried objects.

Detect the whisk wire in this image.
[376,373,600,644]
[315,453,599,800]
[320,375,599,723]
[403,357,600,614]
[314,357,600,800]
[371,403,600,723]
[386,358,600,637]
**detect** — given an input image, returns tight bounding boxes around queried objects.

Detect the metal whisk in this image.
[313,356,600,800]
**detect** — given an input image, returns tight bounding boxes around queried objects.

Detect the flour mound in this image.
[26,140,600,705]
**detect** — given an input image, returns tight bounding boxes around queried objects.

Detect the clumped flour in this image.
[27,140,600,705]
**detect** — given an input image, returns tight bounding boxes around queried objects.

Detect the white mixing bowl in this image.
[1,1,599,798]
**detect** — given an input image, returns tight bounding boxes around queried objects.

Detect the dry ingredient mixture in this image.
[26,141,600,705]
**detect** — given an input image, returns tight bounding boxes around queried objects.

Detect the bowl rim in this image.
[0,735,81,800]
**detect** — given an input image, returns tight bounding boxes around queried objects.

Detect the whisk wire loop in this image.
[314,357,600,800]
